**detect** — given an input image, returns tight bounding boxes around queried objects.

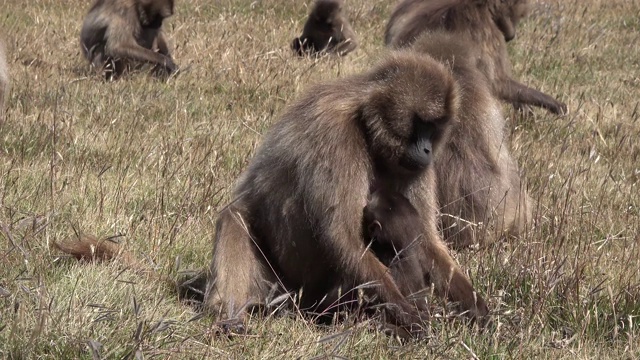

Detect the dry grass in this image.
[1,0,639,358]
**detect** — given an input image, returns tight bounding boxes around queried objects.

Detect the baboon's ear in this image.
[494,15,516,41]
[368,220,382,236]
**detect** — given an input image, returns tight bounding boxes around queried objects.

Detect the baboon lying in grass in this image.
[292,0,358,56]
[203,50,487,338]
[80,0,178,79]
[385,0,567,115]
[411,31,532,248]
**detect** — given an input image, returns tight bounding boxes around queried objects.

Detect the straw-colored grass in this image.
[1,0,639,358]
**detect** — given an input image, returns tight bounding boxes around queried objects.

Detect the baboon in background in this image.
[0,37,8,123]
[80,0,177,79]
[292,0,358,56]
[363,190,488,316]
[384,0,567,115]
[204,51,488,337]
[412,31,532,248]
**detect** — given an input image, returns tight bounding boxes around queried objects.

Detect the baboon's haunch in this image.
[385,0,567,115]
[292,0,357,56]
[363,190,488,316]
[204,51,487,337]
[80,0,177,79]
[413,31,532,248]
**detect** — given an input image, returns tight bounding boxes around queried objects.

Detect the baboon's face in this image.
[140,0,174,28]
[494,0,530,42]
[365,54,457,174]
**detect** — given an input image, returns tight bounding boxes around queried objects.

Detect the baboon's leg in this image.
[352,249,426,327]
[500,78,567,115]
[499,173,532,238]
[440,199,481,249]
[323,228,427,333]
[204,207,275,325]
[383,240,429,309]
[421,236,489,318]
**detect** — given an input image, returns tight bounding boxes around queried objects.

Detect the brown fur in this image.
[0,37,8,123]
[292,0,358,56]
[54,235,139,264]
[384,0,567,115]
[412,31,532,248]
[80,0,177,79]
[363,190,489,316]
[204,51,487,337]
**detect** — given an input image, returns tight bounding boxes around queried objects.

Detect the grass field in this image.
[1,0,639,358]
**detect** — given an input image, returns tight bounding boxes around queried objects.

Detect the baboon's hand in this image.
[386,303,429,339]
[553,101,568,116]
[164,56,178,74]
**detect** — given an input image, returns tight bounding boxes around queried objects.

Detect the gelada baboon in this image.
[384,0,567,115]
[204,51,487,337]
[411,31,532,248]
[0,37,8,122]
[363,190,488,316]
[292,0,358,56]
[80,0,177,79]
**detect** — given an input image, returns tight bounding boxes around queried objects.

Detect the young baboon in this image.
[363,190,488,316]
[80,0,177,79]
[0,37,8,123]
[292,0,358,56]
[384,0,567,115]
[412,31,532,248]
[204,51,488,337]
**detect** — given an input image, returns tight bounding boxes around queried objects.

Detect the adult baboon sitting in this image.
[292,0,358,56]
[412,31,532,248]
[204,51,488,337]
[80,0,178,79]
[385,0,567,115]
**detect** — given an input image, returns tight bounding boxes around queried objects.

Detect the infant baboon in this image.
[80,0,177,79]
[203,51,488,337]
[412,31,532,248]
[385,0,567,115]
[292,0,358,56]
[0,37,8,123]
[363,190,488,316]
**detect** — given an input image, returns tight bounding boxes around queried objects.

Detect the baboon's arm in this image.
[111,40,176,72]
[312,177,422,327]
[421,237,489,318]
[155,32,171,56]
[334,38,357,56]
[501,78,567,115]
[329,219,423,327]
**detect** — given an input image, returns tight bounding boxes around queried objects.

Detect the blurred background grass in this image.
[0,0,639,358]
